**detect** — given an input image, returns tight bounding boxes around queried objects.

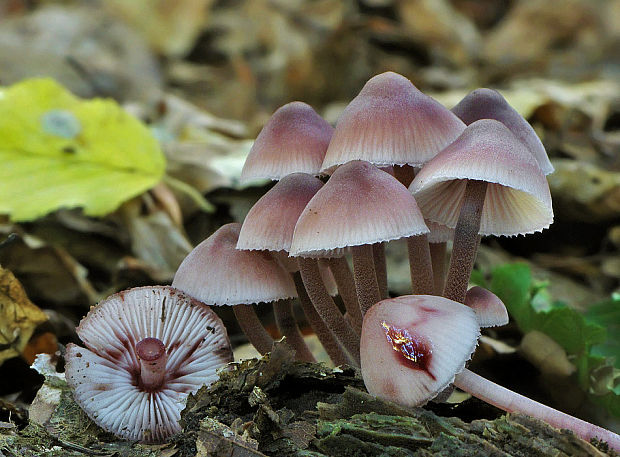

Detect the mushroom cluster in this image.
[65,72,619,449]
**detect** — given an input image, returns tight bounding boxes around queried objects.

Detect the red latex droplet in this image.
[381,321,435,380]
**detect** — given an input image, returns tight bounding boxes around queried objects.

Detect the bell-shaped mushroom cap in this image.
[465,286,509,328]
[321,72,465,172]
[410,119,553,237]
[65,286,233,443]
[451,88,554,175]
[173,223,296,305]
[361,295,480,407]
[237,173,323,252]
[240,102,334,182]
[290,160,429,258]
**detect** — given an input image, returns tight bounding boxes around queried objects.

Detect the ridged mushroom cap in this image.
[464,286,509,328]
[237,173,323,252]
[173,223,296,305]
[290,160,429,258]
[451,88,554,175]
[410,119,553,237]
[361,295,480,407]
[321,72,465,172]
[65,286,233,443]
[240,102,334,182]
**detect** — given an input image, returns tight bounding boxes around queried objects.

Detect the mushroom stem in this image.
[136,338,168,391]
[406,234,434,295]
[373,243,389,299]
[232,304,274,355]
[453,368,620,451]
[273,299,316,363]
[429,242,447,295]
[351,244,381,317]
[326,257,363,333]
[292,272,351,366]
[444,180,488,303]
[298,257,361,366]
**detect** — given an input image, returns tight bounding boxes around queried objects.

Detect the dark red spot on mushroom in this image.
[419,306,440,315]
[381,321,435,381]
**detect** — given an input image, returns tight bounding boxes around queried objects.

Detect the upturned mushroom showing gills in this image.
[65,286,233,443]
[361,296,620,450]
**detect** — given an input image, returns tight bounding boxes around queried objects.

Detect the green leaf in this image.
[490,263,535,331]
[536,307,606,354]
[0,78,166,221]
[585,296,620,369]
[486,263,620,418]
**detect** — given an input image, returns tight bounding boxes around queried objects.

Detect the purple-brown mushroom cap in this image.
[241,102,334,182]
[237,173,324,253]
[321,72,465,172]
[451,88,554,175]
[465,286,509,328]
[173,223,296,305]
[410,119,553,237]
[290,161,429,258]
[65,286,233,443]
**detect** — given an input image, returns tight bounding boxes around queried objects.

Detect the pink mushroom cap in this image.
[465,286,509,328]
[241,102,334,182]
[290,160,429,258]
[410,119,553,237]
[173,223,296,305]
[361,295,480,407]
[321,72,465,172]
[451,88,554,176]
[237,173,324,253]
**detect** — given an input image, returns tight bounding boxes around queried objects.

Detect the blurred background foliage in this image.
[0,0,618,440]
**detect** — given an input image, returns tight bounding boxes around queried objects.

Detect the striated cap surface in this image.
[410,119,553,237]
[361,295,480,407]
[290,161,428,257]
[322,72,465,172]
[452,88,553,175]
[241,102,333,182]
[173,223,296,305]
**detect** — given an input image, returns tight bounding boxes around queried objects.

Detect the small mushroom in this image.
[291,160,432,319]
[361,296,620,450]
[360,295,480,406]
[321,71,465,172]
[173,223,296,355]
[65,286,233,443]
[464,286,509,328]
[410,119,553,303]
[240,102,333,183]
[237,173,346,364]
[451,88,554,176]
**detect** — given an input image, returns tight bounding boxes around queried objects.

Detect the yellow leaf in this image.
[0,78,166,221]
[0,267,48,365]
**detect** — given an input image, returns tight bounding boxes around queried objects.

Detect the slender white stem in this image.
[453,368,620,451]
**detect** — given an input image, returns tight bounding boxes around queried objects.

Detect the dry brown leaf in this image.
[0,267,48,365]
